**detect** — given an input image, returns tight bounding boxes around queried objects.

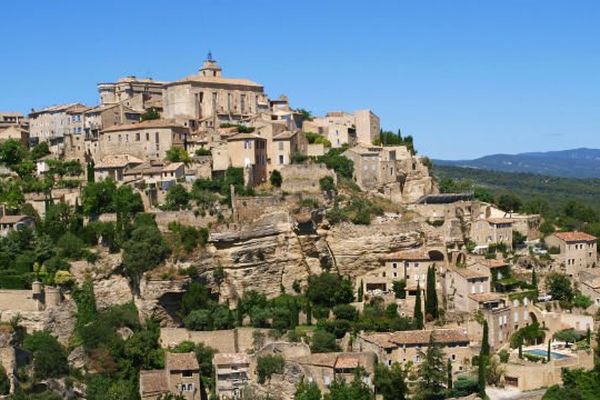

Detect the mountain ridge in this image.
[433,147,600,178]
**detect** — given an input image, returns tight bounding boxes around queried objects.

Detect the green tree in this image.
[306,272,354,308]
[310,330,339,353]
[357,280,364,302]
[393,280,406,299]
[270,169,283,187]
[416,333,446,400]
[0,139,27,167]
[319,176,335,192]
[497,193,522,213]
[122,217,170,286]
[140,107,160,121]
[164,184,190,210]
[0,364,9,395]
[22,331,68,380]
[325,370,373,400]
[425,265,438,320]
[87,159,95,183]
[165,147,190,164]
[546,272,574,303]
[295,378,322,400]
[531,268,538,289]
[413,281,424,329]
[374,362,408,400]
[447,358,453,390]
[478,321,490,398]
[256,355,285,384]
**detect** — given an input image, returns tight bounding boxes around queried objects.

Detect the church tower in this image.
[199,51,222,77]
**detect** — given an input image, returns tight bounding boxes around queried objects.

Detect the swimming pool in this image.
[523,348,570,360]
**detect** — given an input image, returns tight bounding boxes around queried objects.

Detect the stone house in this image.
[578,270,600,309]
[98,76,165,111]
[29,103,89,142]
[354,109,380,145]
[294,352,376,393]
[343,144,435,203]
[0,215,35,236]
[123,161,185,207]
[98,119,188,161]
[83,103,141,139]
[445,267,491,313]
[470,218,513,251]
[0,126,29,147]
[272,130,301,168]
[162,54,267,130]
[213,352,250,398]
[0,112,26,131]
[303,109,379,148]
[480,205,541,241]
[545,231,597,276]
[226,133,268,186]
[355,329,471,373]
[139,352,200,400]
[94,154,144,182]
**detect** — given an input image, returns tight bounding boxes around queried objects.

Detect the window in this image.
[146,132,150,141]
[393,272,397,278]
[451,354,456,361]
[118,134,122,142]
[136,132,140,141]
[182,371,192,377]
[278,155,284,164]
[393,263,397,269]
[278,141,284,150]
[155,132,159,143]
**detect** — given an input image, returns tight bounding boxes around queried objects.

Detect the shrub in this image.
[22,331,68,380]
[257,355,285,384]
[310,330,339,353]
[319,176,335,192]
[270,170,283,188]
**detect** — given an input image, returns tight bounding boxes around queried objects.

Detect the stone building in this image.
[294,352,376,393]
[303,109,379,147]
[445,266,491,313]
[0,126,29,147]
[343,144,436,203]
[470,218,514,251]
[226,133,268,186]
[356,329,471,373]
[98,76,165,111]
[162,54,267,130]
[84,103,141,139]
[94,154,144,182]
[546,231,597,276]
[579,270,600,309]
[354,109,380,145]
[139,352,200,400]
[272,130,301,167]
[0,112,26,131]
[29,103,89,142]
[98,119,188,161]
[0,215,35,236]
[213,353,250,398]
[361,250,434,295]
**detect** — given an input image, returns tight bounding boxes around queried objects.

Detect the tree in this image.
[554,329,581,346]
[357,280,364,302]
[413,281,424,329]
[416,334,446,400]
[333,304,358,322]
[306,272,353,308]
[256,355,285,384]
[497,193,522,213]
[374,363,408,400]
[319,176,335,192]
[87,160,95,183]
[447,358,453,390]
[164,184,190,210]
[531,268,538,289]
[545,272,574,303]
[295,378,322,400]
[22,331,68,380]
[270,169,283,187]
[478,321,490,398]
[425,265,438,320]
[140,107,160,121]
[0,139,27,167]
[310,330,339,353]
[325,370,373,400]
[0,365,9,395]
[122,218,170,286]
[165,147,191,164]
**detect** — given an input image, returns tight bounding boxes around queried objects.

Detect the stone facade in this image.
[98,76,165,111]
[470,218,513,251]
[29,103,89,142]
[546,231,598,276]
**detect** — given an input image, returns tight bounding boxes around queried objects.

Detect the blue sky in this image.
[1,0,599,159]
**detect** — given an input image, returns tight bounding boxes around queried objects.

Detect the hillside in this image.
[434,148,600,178]
[433,164,600,214]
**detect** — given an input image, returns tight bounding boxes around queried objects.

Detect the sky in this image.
[1,0,599,159]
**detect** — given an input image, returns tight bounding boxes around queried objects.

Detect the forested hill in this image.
[433,148,600,178]
[433,165,600,215]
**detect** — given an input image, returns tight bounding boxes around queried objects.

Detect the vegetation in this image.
[305,131,331,148]
[270,169,283,187]
[413,282,424,329]
[165,147,191,164]
[415,334,446,400]
[425,265,439,321]
[374,363,408,400]
[373,129,416,154]
[257,354,285,384]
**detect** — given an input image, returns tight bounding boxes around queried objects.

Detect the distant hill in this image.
[433,148,600,178]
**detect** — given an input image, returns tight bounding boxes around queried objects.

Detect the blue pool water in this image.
[524,349,569,360]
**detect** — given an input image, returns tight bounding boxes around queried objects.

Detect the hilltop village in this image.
[0,55,598,400]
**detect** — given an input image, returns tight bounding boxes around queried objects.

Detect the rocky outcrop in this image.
[136,277,190,327]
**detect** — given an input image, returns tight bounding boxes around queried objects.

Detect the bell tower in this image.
[199,51,222,77]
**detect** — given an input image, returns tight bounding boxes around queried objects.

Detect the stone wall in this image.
[279,164,336,194]
[233,195,281,222]
[159,327,274,353]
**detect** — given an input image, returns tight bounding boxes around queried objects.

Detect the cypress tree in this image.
[425,265,439,320]
[358,280,364,302]
[478,321,489,398]
[547,339,552,362]
[531,268,537,288]
[447,358,453,390]
[87,160,95,183]
[414,281,424,329]
[306,302,312,326]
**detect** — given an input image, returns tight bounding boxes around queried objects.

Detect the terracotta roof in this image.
[0,215,31,224]
[468,292,503,303]
[273,131,298,140]
[227,132,265,141]
[478,259,508,269]
[334,355,359,370]
[487,218,513,225]
[385,249,430,261]
[167,75,263,89]
[101,119,185,133]
[95,154,144,169]
[162,162,184,172]
[29,103,87,116]
[361,329,469,348]
[213,353,250,366]
[450,267,488,280]
[553,231,597,242]
[165,352,199,371]
[139,370,168,396]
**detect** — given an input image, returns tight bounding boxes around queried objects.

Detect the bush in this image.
[306,272,354,308]
[22,331,68,380]
[270,170,283,188]
[310,330,339,353]
[319,176,335,192]
[257,355,285,384]
[333,304,358,321]
[392,280,406,299]
[195,148,211,156]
